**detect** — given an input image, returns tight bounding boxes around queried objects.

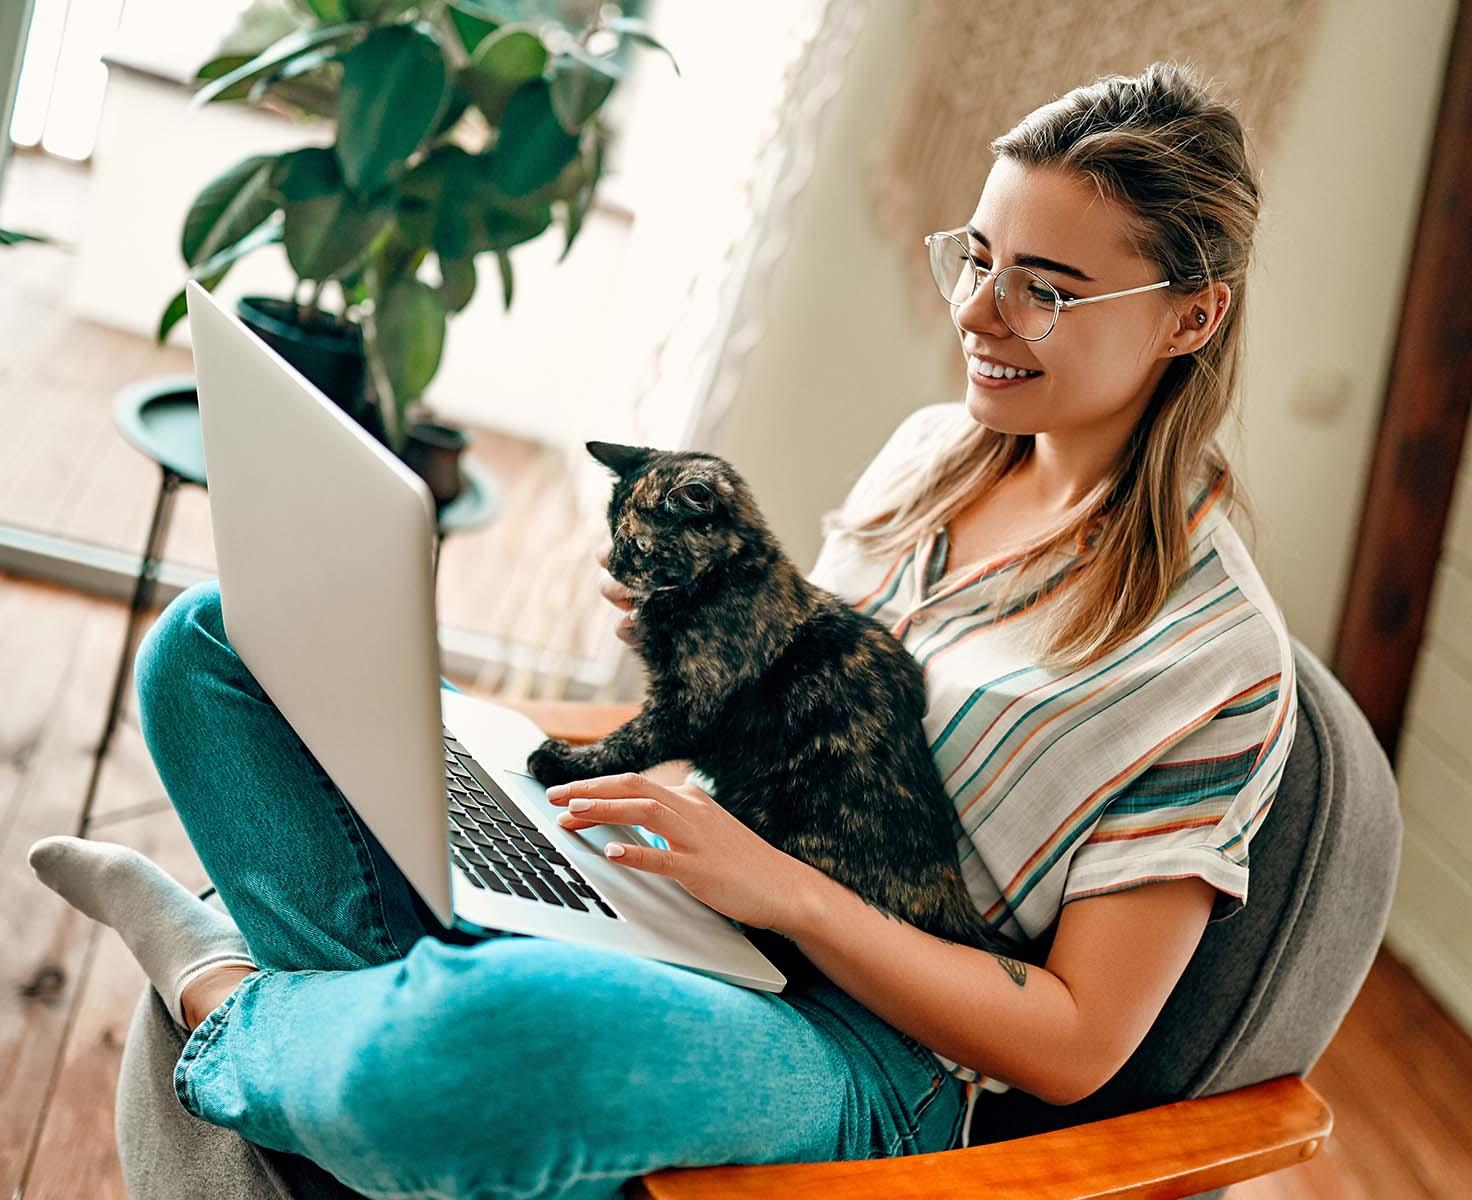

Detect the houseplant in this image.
[157,0,676,499]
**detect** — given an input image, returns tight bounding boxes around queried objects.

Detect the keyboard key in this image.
[524,874,562,905]
[541,849,571,867]
[546,875,588,911]
[445,737,471,756]
[465,829,496,849]
[523,828,556,852]
[592,898,617,918]
[471,865,511,894]
[458,758,538,829]
[449,832,477,851]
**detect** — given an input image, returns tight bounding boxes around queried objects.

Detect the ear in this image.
[586,441,653,476]
[664,480,717,517]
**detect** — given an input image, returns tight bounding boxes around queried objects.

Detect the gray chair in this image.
[115,636,1402,1198]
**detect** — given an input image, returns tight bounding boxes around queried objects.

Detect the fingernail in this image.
[569,798,592,812]
[546,785,565,798]
[606,843,625,858]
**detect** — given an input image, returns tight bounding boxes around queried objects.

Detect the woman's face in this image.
[950,158,1210,440]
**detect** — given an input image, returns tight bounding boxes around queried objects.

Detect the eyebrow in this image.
[964,227,1096,284]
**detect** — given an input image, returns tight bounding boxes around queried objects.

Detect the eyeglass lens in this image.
[927,233,1059,340]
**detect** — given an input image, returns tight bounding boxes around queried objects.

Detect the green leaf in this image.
[557,132,603,263]
[459,24,547,125]
[399,145,483,258]
[274,148,395,278]
[375,275,446,401]
[342,0,417,19]
[336,24,450,194]
[608,16,681,77]
[448,8,496,55]
[547,45,620,134]
[487,79,579,196]
[494,249,513,310]
[448,0,524,23]
[157,216,285,342]
[438,255,477,312]
[0,227,52,246]
[297,0,345,19]
[195,54,252,82]
[181,154,279,267]
[192,22,364,107]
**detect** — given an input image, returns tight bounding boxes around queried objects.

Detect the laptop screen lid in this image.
[184,280,455,924]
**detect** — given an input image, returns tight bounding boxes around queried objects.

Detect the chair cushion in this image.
[965,635,1402,1143]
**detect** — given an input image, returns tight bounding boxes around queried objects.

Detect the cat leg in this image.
[525,707,694,787]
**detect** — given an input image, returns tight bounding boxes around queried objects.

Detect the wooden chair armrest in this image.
[628,1075,1331,1199]
[485,697,642,745]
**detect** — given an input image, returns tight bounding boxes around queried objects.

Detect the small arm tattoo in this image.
[996,955,1028,987]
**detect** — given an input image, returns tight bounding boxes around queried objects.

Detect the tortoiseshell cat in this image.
[525,440,1025,963]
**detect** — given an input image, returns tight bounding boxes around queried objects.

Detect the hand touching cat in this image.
[545,773,814,935]
[596,540,640,646]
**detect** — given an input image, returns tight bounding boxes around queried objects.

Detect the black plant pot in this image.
[402,420,470,509]
[234,295,467,505]
[236,295,370,426]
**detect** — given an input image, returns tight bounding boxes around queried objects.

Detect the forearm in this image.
[775,860,1091,1106]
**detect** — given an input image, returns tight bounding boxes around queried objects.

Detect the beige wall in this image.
[709,0,1461,666]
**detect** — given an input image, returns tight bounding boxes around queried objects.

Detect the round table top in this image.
[113,375,502,534]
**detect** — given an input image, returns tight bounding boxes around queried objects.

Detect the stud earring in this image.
[1168,347,1176,353]
[1197,311,1207,325]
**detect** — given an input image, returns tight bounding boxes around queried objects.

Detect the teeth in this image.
[972,357,1041,379]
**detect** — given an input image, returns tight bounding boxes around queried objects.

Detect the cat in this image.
[525,440,1028,965]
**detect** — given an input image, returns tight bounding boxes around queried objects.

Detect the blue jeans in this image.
[133,579,970,1199]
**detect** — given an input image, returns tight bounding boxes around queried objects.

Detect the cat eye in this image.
[664,482,716,516]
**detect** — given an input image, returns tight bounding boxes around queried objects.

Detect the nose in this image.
[953,272,1011,342]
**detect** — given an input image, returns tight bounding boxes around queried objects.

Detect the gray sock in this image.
[28,835,257,1030]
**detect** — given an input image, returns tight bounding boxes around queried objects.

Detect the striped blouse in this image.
[689,401,1297,1143]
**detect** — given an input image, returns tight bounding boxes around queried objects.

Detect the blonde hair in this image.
[827,60,1262,671]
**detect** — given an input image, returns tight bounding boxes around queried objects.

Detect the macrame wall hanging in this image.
[872,0,1326,313]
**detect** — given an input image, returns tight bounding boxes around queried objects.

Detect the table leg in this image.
[79,467,182,836]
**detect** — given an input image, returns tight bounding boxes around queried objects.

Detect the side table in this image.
[79,375,501,835]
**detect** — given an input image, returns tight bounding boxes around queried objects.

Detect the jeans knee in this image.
[134,579,225,715]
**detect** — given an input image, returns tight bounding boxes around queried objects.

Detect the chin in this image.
[964,385,1046,435]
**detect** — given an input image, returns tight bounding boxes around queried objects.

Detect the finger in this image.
[546,772,668,802]
[596,839,674,873]
[598,569,636,608]
[550,796,666,831]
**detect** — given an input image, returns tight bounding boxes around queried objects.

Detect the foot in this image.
[27,835,257,1030]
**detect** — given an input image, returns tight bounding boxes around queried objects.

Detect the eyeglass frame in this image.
[922,229,1205,342]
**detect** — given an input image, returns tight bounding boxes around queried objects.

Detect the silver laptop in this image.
[183,280,787,993]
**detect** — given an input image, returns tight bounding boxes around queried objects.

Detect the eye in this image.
[664,481,716,517]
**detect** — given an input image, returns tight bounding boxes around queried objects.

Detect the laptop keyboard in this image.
[441,727,619,920]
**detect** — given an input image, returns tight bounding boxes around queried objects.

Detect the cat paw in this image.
[525,738,588,787]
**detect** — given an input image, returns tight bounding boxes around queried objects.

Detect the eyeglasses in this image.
[923,229,1203,342]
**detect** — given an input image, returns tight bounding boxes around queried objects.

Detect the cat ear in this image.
[665,480,717,516]
[586,441,653,476]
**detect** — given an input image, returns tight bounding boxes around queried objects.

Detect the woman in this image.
[31,59,1294,1198]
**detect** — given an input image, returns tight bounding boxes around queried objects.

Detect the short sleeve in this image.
[1061,628,1298,926]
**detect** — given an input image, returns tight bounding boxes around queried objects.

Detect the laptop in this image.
[183,280,787,993]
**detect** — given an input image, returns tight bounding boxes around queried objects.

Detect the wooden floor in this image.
[1,573,1470,1197]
